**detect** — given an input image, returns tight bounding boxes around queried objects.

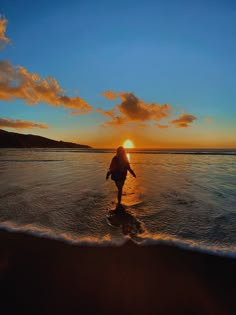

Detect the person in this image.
[106,146,136,204]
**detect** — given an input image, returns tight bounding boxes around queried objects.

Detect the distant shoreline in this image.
[1,147,236,155]
[0,129,91,148]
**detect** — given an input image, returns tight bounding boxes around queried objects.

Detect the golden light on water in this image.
[123,139,135,149]
[122,140,134,161]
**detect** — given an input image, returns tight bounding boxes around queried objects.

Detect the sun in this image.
[123,139,135,149]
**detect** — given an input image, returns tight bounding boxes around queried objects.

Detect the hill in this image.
[0,129,91,148]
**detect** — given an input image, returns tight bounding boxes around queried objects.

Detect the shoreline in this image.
[1,230,236,314]
[1,224,236,259]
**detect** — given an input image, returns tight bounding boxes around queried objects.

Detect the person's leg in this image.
[118,185,122,204]
[116,181,123,204]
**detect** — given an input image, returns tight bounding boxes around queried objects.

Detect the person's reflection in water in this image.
[106,146,136,205]
[107,204,144,237]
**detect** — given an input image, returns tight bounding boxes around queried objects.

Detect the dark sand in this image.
[0,230,236,315]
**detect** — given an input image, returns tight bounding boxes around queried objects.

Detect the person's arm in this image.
[106,157,116,180]
[106,171,110,180]
[128,164,136,178]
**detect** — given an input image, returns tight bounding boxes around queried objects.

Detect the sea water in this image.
[0,148,236,257]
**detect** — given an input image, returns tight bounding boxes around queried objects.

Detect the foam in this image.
[1,222,236,259]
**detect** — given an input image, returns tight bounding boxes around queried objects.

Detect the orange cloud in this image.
[102,90,120,100]
[0,117,48,129]
[0,60,93,113]
[155,123,169,129]
[69,110,93,115]
[138,123,149,128]
[205,117,213,122]
[118,93,172,121]
[100,91,172,126]
[0,17,10,49]
[97,107,116,118]
[170,114,197,128]
[103,116,127,127]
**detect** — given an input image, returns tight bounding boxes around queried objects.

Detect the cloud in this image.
[102,116,127,127]
[205,117,213,122]
[0,17,10,49]
[100,91,172,126]
[138,123,149,128]
[118,93,172,121]
[101,90,120,100]
[0,117,48,129]
[97,107,116,118]
[155,123,169,129]
[0,60,93,113]
[170,114,197,128]
[69,110,92,115]
[0,17,92,114]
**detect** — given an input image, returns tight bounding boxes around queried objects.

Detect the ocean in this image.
[0,148,236,257]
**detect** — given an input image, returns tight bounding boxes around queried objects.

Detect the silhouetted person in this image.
[106,146,136,204]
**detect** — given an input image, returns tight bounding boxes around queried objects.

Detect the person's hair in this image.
[116,146,128,163]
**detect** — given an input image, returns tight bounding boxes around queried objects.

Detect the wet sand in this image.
[0,230,236,315]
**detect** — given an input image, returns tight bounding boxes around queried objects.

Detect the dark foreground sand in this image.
[0,231,236,315]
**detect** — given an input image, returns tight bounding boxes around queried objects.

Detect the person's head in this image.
[116,146,127,159]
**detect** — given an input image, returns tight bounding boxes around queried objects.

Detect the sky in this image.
[0,0,235,148]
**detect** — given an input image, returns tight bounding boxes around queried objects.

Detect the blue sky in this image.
[0,0,235,147]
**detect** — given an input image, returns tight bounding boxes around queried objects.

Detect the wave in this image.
[1,222,236,259]
[133,233,236,259]
[0,221,125,246]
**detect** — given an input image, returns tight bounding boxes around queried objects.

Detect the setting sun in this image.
[123,139,135,149]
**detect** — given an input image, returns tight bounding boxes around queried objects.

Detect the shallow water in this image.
[0,148,236,257]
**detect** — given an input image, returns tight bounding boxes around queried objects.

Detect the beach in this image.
[1,148,236,314]
[1,148,236,254]
[1,1,236,313]
[1,230,236,315]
